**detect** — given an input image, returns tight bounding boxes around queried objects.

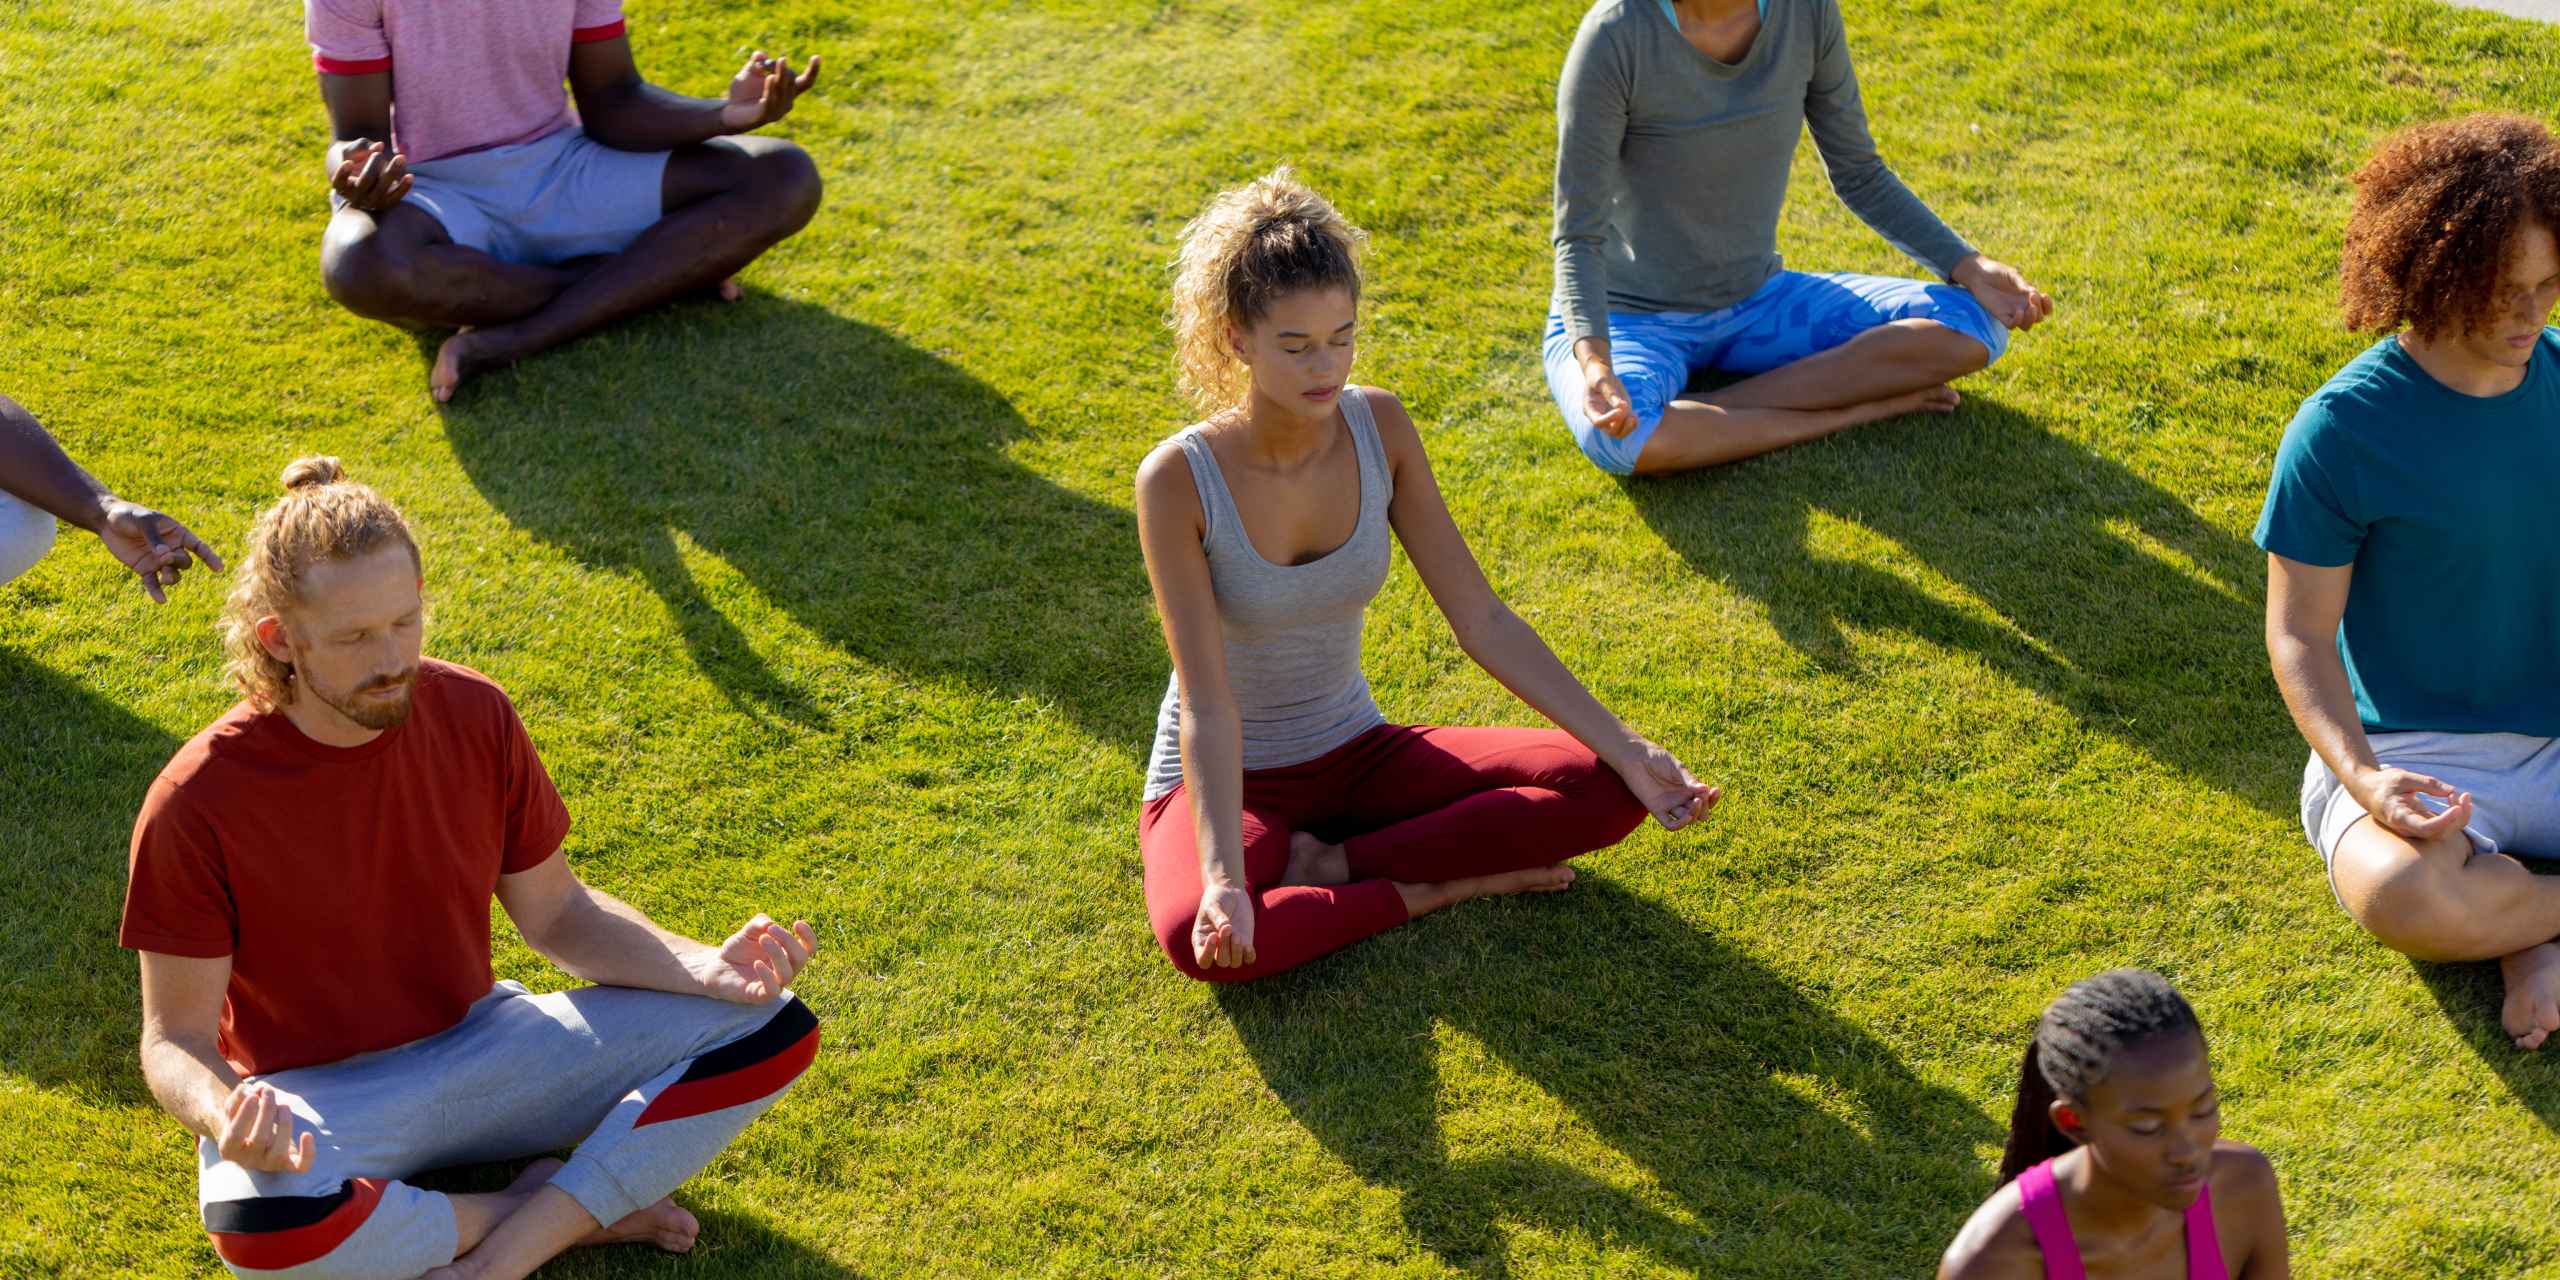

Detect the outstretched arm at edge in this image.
[0,396,221,599]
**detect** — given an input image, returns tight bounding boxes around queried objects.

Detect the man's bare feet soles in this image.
[430,327,483,404]
[504,1156,701,1253]
[1281,832,1350,886]
[2502,942,2560,1049]
[720,277,743,302]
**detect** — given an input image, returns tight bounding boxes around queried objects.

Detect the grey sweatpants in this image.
[197,981,818,1278]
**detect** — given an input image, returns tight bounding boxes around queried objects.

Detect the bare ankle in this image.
[1393,880,1452,917]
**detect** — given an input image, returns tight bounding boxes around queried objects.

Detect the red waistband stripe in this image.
[571,19,627,43]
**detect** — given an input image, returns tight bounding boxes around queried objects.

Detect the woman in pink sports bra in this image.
[1938,970,2291,1279]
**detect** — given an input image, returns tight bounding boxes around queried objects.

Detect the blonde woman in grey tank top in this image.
[1134,169,1721,983]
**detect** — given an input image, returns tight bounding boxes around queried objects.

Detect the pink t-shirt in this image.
[306,0,629,164]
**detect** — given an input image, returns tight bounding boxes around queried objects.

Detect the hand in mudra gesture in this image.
[95,498,222,603]
[218,1084,317,1174]
[692,914,819,1003]
[1615,738,1720,831]
[1193,883,1257,971]
[722,51,821,131]
[2350,767,2474,844]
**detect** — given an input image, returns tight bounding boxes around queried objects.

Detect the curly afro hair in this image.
[2342,113,2560,341]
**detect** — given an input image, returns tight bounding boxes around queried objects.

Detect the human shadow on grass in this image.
[1222,878,1998,1277]
[1623,393,2294,817]
[2414,869,2560,1133]
[435,297,1158,746]
[0,647,178,1100]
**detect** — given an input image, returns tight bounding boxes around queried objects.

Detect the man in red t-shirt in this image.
[124,456,822,1280]
[305,0,826,403]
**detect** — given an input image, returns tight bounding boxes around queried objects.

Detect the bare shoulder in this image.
[2210,1140,2283,1211]
[2209,1142,2288,1273]
[1356,385,1421,440]
[1938,1181,2042,1280]
[1134,433,1204,516]
[1353,386,1432,476]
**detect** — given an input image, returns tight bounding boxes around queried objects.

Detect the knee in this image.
[319,226,419,324]
[206,1178,400,1279]
[747,143,823,239]
[2340,849,2478,961]
[1895,319,1992,380]
[1542,743,1648,822]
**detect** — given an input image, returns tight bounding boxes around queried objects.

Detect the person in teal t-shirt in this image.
[2260,113,2560,1052]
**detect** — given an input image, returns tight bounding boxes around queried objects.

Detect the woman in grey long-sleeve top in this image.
[1542,0,2053,476]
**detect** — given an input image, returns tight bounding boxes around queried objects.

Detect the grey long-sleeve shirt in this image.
[1551,0,1976,346]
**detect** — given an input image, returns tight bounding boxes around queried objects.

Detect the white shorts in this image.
[2300,731,2560,906]
[0,489,56,589]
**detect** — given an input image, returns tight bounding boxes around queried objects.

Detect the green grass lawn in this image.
[7,0,2560,1274]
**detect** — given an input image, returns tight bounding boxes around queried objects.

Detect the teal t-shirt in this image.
[2254,330,2560,736]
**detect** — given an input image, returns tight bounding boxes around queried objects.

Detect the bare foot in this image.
[431,327,483,404]
[496,1157,698,1252]
[583,1197,701,1253]
[1852,384,1961,425]
[1396,864,1575,917]
[719,277,743,302]
[2503,943,2560,1049]
[1280,832,1349,886]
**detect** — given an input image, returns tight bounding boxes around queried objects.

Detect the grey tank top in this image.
[1143,386,1395,800]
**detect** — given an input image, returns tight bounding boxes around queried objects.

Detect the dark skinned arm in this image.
[314,71,411,210]
[568,37,819,154]
[0,396,220,601]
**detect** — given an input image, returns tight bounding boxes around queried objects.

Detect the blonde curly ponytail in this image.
[1169,166,1366,413]
[219,456,420,710]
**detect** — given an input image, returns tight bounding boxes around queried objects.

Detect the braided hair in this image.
[1997,969,2203,1184]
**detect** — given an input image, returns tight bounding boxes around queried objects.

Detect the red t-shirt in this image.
[120,659,570,1077]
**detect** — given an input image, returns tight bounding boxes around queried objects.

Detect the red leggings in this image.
[1140,723,1649,983]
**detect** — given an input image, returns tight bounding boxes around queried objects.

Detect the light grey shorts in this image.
[2300,730,2560,905]
[404,126,669,266]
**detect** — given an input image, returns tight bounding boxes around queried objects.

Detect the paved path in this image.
[2445,0,2560,20]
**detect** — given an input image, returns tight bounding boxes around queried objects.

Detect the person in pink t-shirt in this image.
[306,0,825,402]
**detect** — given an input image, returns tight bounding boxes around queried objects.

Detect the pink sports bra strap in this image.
[2186,1182,2230,1280]
[2015,1160,2088,1280]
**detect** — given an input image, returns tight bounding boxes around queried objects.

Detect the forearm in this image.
[531,887,711,994]
[1571,336,1614,378]
[140,1031,240,1141]
[579,78,732,152]
[0,397,113,531]
[1457,605,1639,766]
[2270,629,2378,786]
[1828,161,1973,279]
[1553,235,1613,348]
[1177,707,1249,889]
